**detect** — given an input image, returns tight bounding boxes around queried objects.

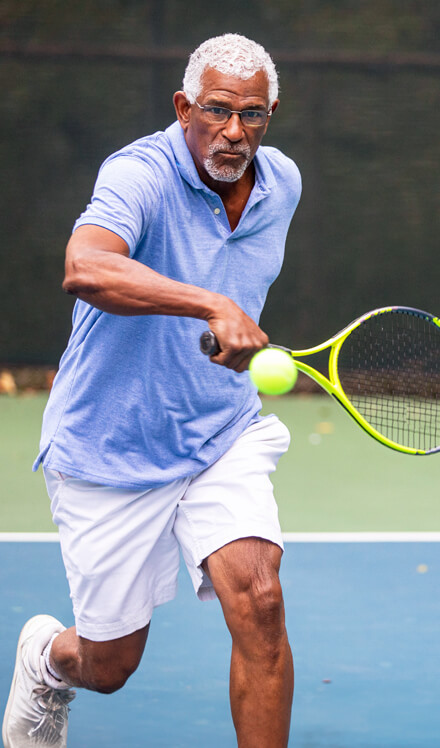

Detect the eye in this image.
[243,110,265,121]
[207,106,229,117]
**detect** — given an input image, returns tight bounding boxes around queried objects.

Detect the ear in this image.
[173,91,192,132]
[261,98,280,137]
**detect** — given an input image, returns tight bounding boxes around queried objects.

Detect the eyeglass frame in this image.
[194,100,273,127]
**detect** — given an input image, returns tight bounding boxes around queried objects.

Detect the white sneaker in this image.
[2,615,76,747]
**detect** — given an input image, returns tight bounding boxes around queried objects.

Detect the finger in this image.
[212,345,258,372]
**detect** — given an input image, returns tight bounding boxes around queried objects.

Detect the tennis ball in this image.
[249,348,298,396]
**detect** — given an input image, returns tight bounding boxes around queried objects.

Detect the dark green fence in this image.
[1,1,439,363]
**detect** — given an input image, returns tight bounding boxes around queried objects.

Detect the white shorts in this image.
[44,414,290,642]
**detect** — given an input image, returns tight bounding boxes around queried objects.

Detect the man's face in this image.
[174,68,278,187]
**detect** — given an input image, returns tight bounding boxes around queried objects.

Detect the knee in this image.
[250,576,284,629]
[206,539,286,654]
[77,644,143,694]
[228,573,285,638]
[225,575,287,670]
[84,659,138,694]
[76,626,148,694]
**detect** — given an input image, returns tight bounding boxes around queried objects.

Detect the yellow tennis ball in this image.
[249,348,298,395]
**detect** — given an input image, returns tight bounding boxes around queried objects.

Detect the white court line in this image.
[0,533,60,542]
[282,532,440,543]
[0,532,439,543]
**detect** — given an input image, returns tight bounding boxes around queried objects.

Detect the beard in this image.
[203,143,252,183]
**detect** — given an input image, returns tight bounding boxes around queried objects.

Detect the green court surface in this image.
[0,393,439,533]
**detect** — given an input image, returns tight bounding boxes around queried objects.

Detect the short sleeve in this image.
[73,155,159,256]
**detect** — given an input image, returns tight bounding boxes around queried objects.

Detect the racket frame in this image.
[271,306,440,456]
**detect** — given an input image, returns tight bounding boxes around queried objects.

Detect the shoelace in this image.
[28,685,76,745]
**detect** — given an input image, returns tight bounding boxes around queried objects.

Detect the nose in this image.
[222,112,244,142]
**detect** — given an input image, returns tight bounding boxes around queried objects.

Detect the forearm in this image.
[63,226,268,371]
[63,246,219,320]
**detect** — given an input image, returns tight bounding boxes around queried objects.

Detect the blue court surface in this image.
[0,539,439,747]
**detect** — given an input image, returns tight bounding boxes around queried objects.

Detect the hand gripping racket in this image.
[200,306,440,456]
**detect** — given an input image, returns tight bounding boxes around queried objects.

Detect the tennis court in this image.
[1,393,439,746]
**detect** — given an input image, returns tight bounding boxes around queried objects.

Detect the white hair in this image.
[183,33,279,105]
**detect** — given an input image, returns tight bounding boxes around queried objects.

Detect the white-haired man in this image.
[3,34,301,747]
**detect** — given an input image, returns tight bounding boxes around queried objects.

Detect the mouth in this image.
[215,150,247,160]
[210,144,250,158]
[219,153,244,160]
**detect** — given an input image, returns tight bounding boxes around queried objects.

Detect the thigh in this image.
[44,469,187,641]
[54,623,150,692]
[80,625,150,690]
[203,536,283,594]
[173,415,290,601]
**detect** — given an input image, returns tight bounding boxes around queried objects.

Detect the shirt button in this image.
[214,207,221,215]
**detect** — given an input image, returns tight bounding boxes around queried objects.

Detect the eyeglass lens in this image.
[202,105,268,127]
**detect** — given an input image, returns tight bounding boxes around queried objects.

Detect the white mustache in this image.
[208,143,251,158]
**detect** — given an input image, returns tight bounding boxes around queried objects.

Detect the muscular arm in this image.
[63,225,268,371]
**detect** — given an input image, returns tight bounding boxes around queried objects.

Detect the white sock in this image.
[42,633,63,683]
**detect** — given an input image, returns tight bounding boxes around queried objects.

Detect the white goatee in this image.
[203,143,252,183]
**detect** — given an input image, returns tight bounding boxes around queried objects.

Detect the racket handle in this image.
[200,330,220,355]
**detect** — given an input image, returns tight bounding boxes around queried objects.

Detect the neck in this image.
[203,164,255,231]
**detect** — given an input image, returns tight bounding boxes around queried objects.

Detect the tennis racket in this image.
[200,306,440,456]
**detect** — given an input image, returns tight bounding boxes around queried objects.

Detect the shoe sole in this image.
[2,615,63,748]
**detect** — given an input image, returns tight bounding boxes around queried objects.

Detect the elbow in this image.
[62,266,83,297]
[62,274,78,296]
[62,256,98,297]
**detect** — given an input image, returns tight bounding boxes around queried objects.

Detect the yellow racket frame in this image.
[274,307,440,456]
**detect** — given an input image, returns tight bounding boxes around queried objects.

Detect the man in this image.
[3,33,301,747]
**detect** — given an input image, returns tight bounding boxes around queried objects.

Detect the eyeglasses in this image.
[194,100,272,128]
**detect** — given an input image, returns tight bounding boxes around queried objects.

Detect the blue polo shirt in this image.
[34,121,301,488]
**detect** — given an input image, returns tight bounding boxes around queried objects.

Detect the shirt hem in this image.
[39,412,264,490]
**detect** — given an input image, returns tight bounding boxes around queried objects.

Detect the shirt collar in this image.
[165,120,276,197]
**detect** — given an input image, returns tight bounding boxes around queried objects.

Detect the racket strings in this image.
[337,311,440,451]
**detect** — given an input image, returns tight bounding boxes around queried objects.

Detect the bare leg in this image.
[203,538,293,748]
[50,624,149,693]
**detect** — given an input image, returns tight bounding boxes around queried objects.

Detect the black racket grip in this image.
[200,330,220,356]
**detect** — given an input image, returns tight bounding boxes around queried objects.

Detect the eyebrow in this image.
[203,98,267,110]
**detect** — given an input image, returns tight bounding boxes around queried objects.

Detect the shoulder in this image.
[98,131,177,187]
[258,145,302,197]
